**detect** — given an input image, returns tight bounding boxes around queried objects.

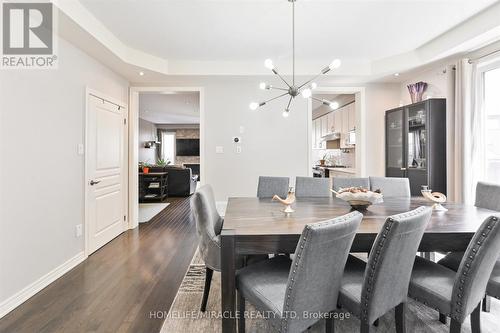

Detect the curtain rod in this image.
[468,49,500,64]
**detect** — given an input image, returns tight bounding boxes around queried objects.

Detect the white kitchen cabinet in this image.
[348,103,356,131]
[333,110,341,133]
[340,106,349,148]
[320,115,328,137]
[327,112,334,133]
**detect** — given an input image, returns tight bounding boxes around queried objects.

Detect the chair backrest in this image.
[190,185,223,270]
[281,211,363,332]
[361,206,432,324]
[475,182,500,211]
[295,176,331,198]
[451,215,500,322]
[369,176,411,198]
[257,176,290,198]
[332,177,370,191]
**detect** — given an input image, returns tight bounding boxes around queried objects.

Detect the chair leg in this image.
[238,291,245,333]
[360,320,372,333]
[395,302,407,333]
[450,319,461,333]
[200,267,213,312]
[482,295,491,312]
[325,314,334,333]
[471,303,481,333]
[439,313,447,324]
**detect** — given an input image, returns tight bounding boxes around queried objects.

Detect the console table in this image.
[139,172,168,202]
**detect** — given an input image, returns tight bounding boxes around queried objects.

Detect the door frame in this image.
[307,86,366,176]
[129,86,205,229]
[84,88,129,257]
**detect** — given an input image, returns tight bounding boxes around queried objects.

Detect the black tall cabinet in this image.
[385,98,447,196]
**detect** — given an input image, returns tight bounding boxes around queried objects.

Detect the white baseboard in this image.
[0,251,87,319]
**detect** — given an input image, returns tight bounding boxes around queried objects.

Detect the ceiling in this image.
[139,92,200,124]
[77,0,497,76]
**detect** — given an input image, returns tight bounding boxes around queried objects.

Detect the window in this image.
[161,132,176,165]
[484,65,500,183]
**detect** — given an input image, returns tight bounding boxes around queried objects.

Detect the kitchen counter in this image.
[325,167,356,174]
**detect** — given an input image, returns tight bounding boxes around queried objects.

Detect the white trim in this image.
[129,86,205,229]
[84,88,129,256]
[307,86,367,177]
[0,252,86,319]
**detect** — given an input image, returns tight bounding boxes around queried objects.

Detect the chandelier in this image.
[249,0,341,118]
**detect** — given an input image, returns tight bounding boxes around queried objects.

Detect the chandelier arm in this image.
[286,95,293,111]
[270,86,289,92]
[310,96,323,103]
[262,92,290,105]
[273,70,292,88]
[297,72,323,90]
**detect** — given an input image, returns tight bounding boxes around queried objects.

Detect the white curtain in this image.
[452,59,483,204]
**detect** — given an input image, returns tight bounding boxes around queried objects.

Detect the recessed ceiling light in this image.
[139,71,145,76]
[394,73,400,77]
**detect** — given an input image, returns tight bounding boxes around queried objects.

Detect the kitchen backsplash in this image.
[313,149,355,167]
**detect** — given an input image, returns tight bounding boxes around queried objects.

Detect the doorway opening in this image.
[129,87,205,227]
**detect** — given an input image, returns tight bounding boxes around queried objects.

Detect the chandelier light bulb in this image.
[259,82,267,90]
[310,82,318,89]
[249,102,259,111]
[301,88,312,98]
[282,110,290,118]
[329,101,340,110]
[329,59,341,70]
[264,59,275,70]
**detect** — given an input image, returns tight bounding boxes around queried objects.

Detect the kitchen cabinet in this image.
[333,109,341,133]
[348,103,355,131]
[321,116,328,137]
[327,112,334,133]
[385,98,447,195]
[340,106,349,148]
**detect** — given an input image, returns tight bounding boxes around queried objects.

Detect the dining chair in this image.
[236,211,363,333]
[191,184,266,312]
[369,176,411,198]
[332,206,432,333]
[295,176,331,198]
[437,181,500,316]
[409,215,500,333]
[332,177,370,191]
[257,176,290,198]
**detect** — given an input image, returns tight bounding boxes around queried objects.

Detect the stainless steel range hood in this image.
[320,132,341,142]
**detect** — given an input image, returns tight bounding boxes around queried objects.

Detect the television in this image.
[176,139,200,156]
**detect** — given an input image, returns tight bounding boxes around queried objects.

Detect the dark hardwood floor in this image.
[0,197,198,333]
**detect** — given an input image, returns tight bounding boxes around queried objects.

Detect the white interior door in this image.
[87,94,127,254]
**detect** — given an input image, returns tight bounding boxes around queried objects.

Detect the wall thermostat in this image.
[232,137,241,143]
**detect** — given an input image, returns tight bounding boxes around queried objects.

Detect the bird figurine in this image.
[273,187,296,214]
[421,186,447,211]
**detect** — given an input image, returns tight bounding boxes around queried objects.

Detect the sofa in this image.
[149,165,197,197]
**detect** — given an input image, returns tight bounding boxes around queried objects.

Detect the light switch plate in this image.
[216,146,224,154]
[239,126,245,134]
[77,144,84,155]
[75,224,83,237]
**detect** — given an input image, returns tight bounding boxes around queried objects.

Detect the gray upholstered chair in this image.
[257,176,290,198]
[191,185,266,312]
[333,206,432,333]
[191,184,224,312]
[409,215,500,333]
[295,176,331,198]
[332,177,370,191]
[236,211,363,333]
[369,176,411,198]
[437,181,500,315]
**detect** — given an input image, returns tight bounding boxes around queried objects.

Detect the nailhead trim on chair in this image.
[280,211,361,332]
[450,216,498,321]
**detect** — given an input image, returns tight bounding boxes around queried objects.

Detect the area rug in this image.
[161,252,500,332]
[139,203,170,223]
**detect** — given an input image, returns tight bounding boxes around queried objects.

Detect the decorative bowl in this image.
[331,187,384,211]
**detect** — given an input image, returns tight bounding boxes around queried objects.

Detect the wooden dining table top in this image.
[222,196,498,236]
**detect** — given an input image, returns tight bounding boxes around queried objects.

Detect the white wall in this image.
[0,37,128,310]
[138,118,157,163]
[133,78,400,200]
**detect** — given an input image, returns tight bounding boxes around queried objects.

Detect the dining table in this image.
[219,196,498,333]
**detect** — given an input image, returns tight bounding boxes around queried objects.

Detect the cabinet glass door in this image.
[386,109,404,169]
[407,105,427,170]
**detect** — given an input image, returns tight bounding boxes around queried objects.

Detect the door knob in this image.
[90,180,101,186]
